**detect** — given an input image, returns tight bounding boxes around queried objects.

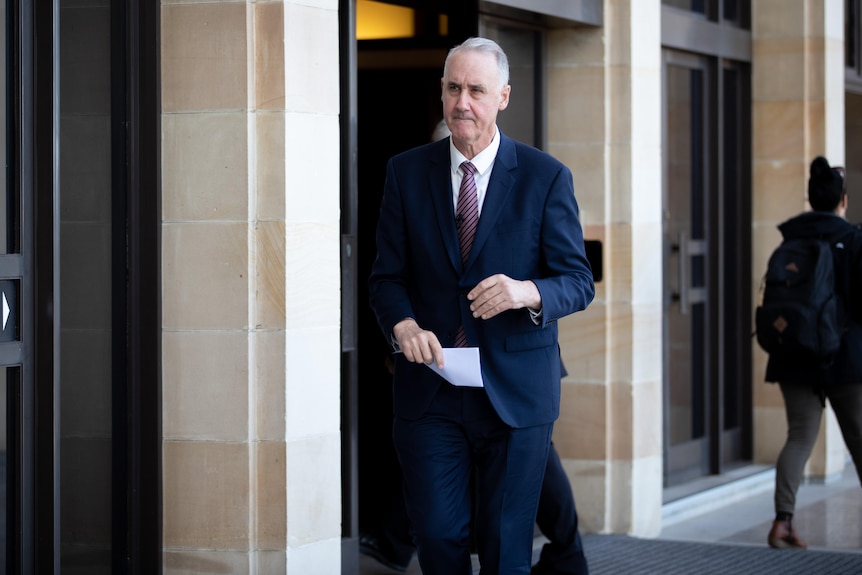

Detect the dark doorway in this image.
[356,60,450,538]
[351,3,548,548]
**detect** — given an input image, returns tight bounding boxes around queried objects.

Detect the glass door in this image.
[663,50,712,486]
[4,1,162,572]
[58,0,114,569]
[662,47,752,488]
[3,0,31,571]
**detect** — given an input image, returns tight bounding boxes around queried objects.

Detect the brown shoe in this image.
[767,518,807,549]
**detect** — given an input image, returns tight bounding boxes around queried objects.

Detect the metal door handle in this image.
[672,231,689,314]
[678,231,689,313]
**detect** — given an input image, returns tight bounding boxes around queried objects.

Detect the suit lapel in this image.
[466,134,517,269]
[428,140,462,271]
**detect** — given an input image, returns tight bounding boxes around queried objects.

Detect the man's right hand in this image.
[393,318,445,369]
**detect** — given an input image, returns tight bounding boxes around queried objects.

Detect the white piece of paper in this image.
[427,347,484,388]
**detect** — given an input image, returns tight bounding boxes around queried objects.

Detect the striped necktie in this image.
[454,161,478,347]
[456,161,479,264]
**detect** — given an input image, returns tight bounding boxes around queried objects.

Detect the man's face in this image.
[441,50,510,156]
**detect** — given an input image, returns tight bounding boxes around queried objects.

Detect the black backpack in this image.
[755,233,847,365]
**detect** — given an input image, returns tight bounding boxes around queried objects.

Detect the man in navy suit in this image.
[369,37,594,574]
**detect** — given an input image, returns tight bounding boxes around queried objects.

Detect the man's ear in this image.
[498,85,511,111]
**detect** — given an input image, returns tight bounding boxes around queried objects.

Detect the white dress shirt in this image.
[449,127,501,216]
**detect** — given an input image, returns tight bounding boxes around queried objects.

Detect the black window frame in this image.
[18,0,161,572]
[660,3,753,487]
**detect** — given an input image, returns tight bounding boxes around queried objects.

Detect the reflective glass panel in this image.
[0,369,7,574]
[0,0,14,256]
[667,64,707,446]
[663,0,707,14]
[59,0,112,571]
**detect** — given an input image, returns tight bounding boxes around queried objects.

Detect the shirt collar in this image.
[449,127,500,177]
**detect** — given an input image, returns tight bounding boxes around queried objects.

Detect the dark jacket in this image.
[369,134,595,428]
[764,211,862,385]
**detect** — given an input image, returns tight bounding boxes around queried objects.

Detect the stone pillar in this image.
[548,0,663,536]
[161,1,342,573]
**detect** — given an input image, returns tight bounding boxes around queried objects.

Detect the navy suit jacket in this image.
[369,133,595,428]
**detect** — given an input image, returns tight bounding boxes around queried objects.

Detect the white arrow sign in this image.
[2,292,8,331]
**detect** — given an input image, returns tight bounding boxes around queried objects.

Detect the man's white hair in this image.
[443,37,510,90]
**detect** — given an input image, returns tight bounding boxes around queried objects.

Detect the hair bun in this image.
[810,156,834,182]
[807,155,844,211]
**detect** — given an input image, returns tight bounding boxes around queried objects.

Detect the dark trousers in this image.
[394,384,552,575]
[532,442,589,575]
[373,417,589,574]
[775,382,862,514]
[371,490,417,567]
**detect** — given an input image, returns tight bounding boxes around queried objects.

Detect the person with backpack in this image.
[760,156,862,549]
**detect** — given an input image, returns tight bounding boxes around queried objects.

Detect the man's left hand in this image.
[467,274,541,319]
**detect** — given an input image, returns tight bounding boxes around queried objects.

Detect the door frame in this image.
[661,48,715,486]
[12,1,162,571]
[660,3,753,489]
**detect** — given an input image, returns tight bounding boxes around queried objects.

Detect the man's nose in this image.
[455,92,470,110]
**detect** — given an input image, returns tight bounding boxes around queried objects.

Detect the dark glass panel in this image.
[663,0,707,14]
[667,64,696,447]
[59,0,112,571]
[723,66,740,430]
[690,69,704,239]
[724,0,737,21]
[0,369,7,574]
[849,0,858,70]
[0,0,14,256]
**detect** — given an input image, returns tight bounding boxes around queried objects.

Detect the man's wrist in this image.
[391,317,416,349]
